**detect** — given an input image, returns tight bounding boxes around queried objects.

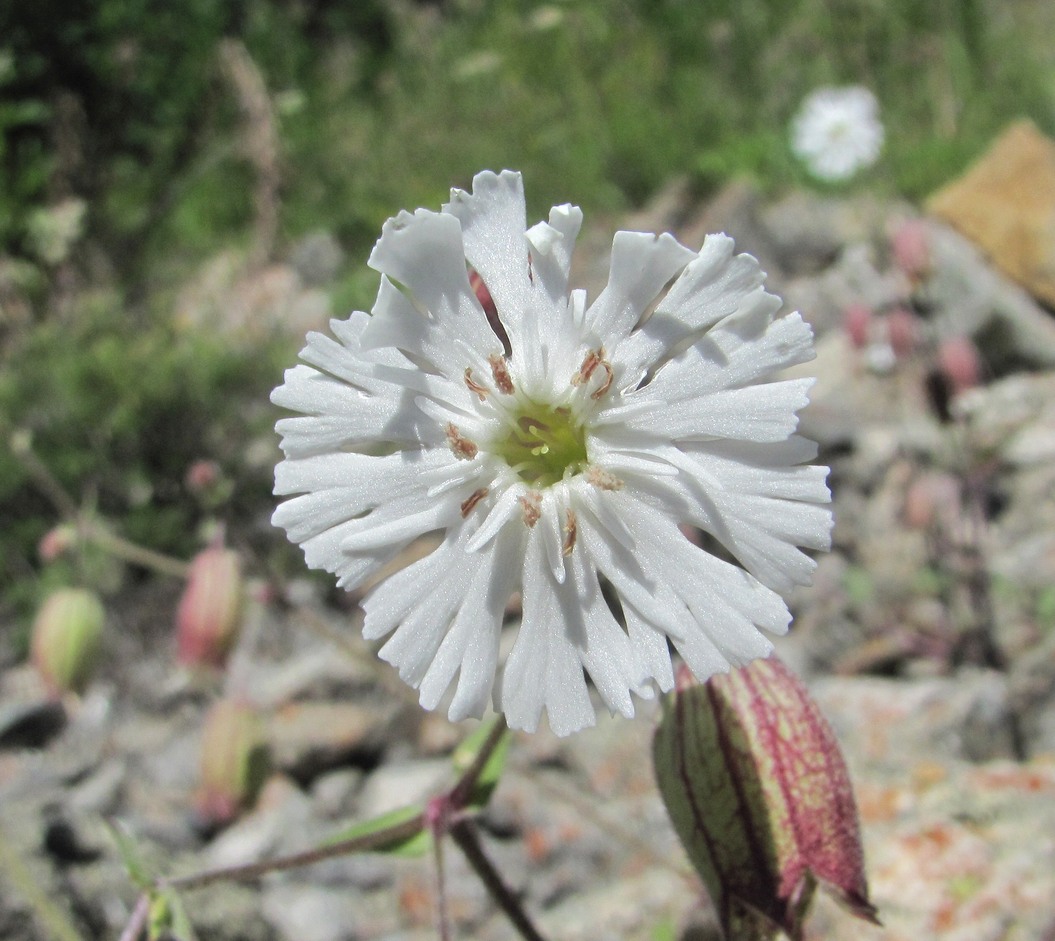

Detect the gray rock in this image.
[262,882,361,941]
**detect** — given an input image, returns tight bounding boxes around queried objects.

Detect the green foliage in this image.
[0,297,285,614]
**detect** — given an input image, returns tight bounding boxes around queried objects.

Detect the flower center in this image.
[492,403,589,487]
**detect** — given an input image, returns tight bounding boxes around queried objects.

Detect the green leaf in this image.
[451,716,510,809]
[154,889,198,941]
[105,819,153,891]
[325,804,430,858]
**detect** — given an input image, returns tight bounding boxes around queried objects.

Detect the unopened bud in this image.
[38,524,77,562]
[31,588,105,695]
[185,459,221,493]
[842,303,872,350]
[176,547,244,668]
[890,218,931,283]
[886,307,919,359]
[197,699,269,825]
[937,335,981,397]
[653,658,878,940]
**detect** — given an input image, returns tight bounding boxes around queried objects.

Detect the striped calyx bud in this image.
[653,657,878,940]
[31,588,105,695]
[176,546,244,669]
[197,699,270,825]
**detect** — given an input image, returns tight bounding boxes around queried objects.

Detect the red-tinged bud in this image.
[31,588,105,695]
[38,524,77,562]
[176,547,244,669]
[842,303,872,350]
[890,218,931,283]
[197,699,270,825]
[653,658,878,941]
[886,307,919,359]
[184,459,221,493]
[903,471,961,531]
[937,335,981,397]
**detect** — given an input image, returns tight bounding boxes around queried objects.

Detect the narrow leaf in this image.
[325,804,431,858]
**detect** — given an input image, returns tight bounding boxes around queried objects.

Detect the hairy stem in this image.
[449,820,548,941]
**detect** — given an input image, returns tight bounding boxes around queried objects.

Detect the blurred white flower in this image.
[272,170,831,736]
[791,86,884,181]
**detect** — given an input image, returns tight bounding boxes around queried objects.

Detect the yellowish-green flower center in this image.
[493,403,589,487]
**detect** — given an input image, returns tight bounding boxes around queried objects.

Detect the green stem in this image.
[164,811,426,891]
[449,714,509,810]
[0,826,86,941]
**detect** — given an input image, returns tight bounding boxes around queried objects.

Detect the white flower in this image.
[272,170,831,736]
[791,86,884,182]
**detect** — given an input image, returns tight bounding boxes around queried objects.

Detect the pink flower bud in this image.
[38,524,77,562]
[184,459,221,494]
[885,307,919,359]
[890,218,931,282]
[197,699,269,825]
[937,335,981,396]
[903,472,961,531]
[31,588,105,695]
[653,658,878,940]
[842,303,872,350]
[176,547,245,668]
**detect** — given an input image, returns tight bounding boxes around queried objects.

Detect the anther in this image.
[586,465,624,491]
[460,487,489,518]
[446,423,479,461]
[519,491,542,528]
[562,509,577,556]
[489,354,515,395]
[464,368,489,401]
[572,347,614,400]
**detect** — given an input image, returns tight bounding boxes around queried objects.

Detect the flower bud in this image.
[31,588,105,695]
[197,699,270,825]
[885,307,919,359]
[890,218,931,283]
[176,547,244,669]
[842,303,872,350]
[38,524,77,562]
[936,335,981,397]
[653,658,878,940]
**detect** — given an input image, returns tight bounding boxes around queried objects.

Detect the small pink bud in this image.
[842,303,872,350]
[184,459,221,494]
[903,472,961,531]
[176,547,245,668]
[31,588,105,695]
[197,699,269,825]
[38,524,77,562]
[937,335,981,396]
[885,307,919,358]
[890,218,931,282]
[654,657,878,940]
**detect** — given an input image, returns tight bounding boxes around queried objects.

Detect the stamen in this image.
[489,354,515,395]
[572,347,614,400]
[464,368,489,401]
[586,465,624,491]
[446,423,479,461]
[520,491,542,527]
[562,509,577,556]
[460,487,489,517]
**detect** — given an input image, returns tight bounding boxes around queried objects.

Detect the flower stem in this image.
[449,714,509,810]
[449,819,549,941]
[163,811,426,891]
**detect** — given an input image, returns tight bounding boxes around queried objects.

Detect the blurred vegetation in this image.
[2,0,1054,623]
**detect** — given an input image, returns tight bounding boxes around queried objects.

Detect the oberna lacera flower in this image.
[791,85,883,182]
[272,171,831,736]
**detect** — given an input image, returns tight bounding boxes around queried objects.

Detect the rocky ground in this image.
[4,134,1055,941]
